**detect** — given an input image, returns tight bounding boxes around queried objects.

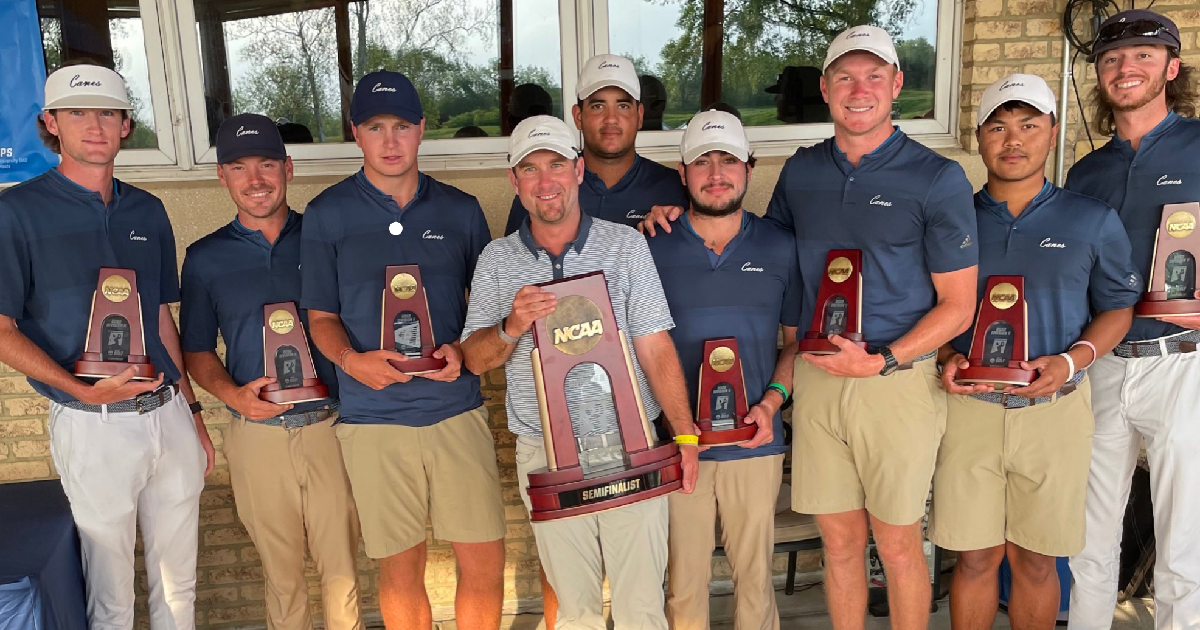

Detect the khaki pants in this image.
[929,378,1093,557]
[667,455,784,630]
[225,414,363,630]
[792,356,946,525]
[515,435,669,630]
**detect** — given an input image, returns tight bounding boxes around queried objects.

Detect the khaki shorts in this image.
[792,356,945,525]
[335,406,506,558]
[929,378,1094,556]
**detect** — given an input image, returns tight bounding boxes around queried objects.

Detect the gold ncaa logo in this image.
[989,282,1019,310]
[390,273,418,300]
[100,274,131,303]
[708,346,735,372]
[268,309,295,334]
[1166,211,1196,239]
[546,295,604,355]
[827,257,853,283]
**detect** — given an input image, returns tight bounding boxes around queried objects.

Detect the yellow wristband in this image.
[674,434,700,446]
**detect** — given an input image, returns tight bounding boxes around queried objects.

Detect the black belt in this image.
[60,383,179,414]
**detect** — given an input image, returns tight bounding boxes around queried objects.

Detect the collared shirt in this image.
[950,182,1142,358]
[461,214,675,437]
[1065,111,1200,342]
[503,154,688,234]
[647,211,801,462]
[765,128,978,347]
[180,210,337,414]
[301,170,490,426]
[0,169,181,403]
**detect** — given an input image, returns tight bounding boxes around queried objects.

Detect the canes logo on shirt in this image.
[626,209,648,220]
[1158,175,1183,186]
[869,195,893,207]
[129,230,148,242]
[741,261,764,272]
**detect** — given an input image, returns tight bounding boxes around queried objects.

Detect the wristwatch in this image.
[877,346,899,376]
[497,317,519,344]
[189,400,203,415]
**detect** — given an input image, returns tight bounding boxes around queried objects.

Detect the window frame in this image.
[115,0,961,180]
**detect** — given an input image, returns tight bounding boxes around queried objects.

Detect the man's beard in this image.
[688,187,745,218]
[1103,67,1169,112]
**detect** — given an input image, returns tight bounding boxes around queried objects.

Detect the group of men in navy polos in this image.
[2,8,1198,630]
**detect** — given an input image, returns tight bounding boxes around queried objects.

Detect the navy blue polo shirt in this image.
[765,129,978,347]
[647,211,801,462]
[1065,112,1200,342]
[950,182,1142,358]
[180,210,337,414]
[0,169,182,403]
[301,170,489,426]
[503,154,687,233]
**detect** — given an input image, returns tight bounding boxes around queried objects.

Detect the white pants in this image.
[48,393,205,630]
[1069,350,1200,630]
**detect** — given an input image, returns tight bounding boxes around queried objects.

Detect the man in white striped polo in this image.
[460,114,700,629]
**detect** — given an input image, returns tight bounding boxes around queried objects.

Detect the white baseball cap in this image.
[823,25,899,72]
[680,110,750,165]
[576,54,641,101]
[976,74,1057,127]
[43,65,132,111]
[508,115,580,168]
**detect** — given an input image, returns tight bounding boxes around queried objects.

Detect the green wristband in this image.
[767,382,790,403]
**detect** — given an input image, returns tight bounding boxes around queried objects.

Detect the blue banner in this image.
[0,0,57,183]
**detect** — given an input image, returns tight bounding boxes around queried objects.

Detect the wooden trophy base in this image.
[698,423,758,446]
[527,442,682,521]
[798,331,868,355]
[260,379,330,404]
[1135,296,1200,318]
[955,364,1037,390]
[74,354,158,380]
[387,355,448,375]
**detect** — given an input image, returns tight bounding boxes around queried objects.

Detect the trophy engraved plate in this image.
[259,302,330,404]
[955,276,1036,390]
[527,271,682,521]
[381,265,447,373]
[74,268,157,380]
[695,337,757,446]
[1137,203,1200,317]
[799,250,868,354]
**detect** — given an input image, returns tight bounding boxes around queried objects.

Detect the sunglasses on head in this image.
[1094,19,1180,48]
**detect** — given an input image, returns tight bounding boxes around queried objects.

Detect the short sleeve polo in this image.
[461,216,675,438]
[300,170,489,426]
[0,170,182,403]
[646,212,800,462]
[950,183,1142,358]
[765,129,978,348]
[180,210,337,414]
[503,154,688,234]
[1065,112,1200,342]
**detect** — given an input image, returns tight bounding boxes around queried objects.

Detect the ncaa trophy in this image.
[381,265,448,374]
[695,337,757,445]
[259,302,330,403]
[1136,202,1200,317]
[954,275,1036,389]
[74,268,157,380]
[799,249,867,354]
[526,271,682,521]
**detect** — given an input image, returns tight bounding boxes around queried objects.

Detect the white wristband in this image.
[1057,352,1076,377]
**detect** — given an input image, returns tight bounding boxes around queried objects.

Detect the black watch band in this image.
[189,400,203,415]
[878,346,899,376]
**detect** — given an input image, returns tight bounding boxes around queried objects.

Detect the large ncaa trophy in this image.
[695,337,757,445]
[74,268,157,380]
[799,249,867,354]
[954,276,1036,389]
[259,302,330,403]
[381,265,448,374]
[526,271,682,521]
[1136,202,1200,317]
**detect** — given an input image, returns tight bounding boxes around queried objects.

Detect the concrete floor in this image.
[429,584,1158,629]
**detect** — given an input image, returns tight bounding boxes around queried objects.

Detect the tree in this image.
[895,37,935,90]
